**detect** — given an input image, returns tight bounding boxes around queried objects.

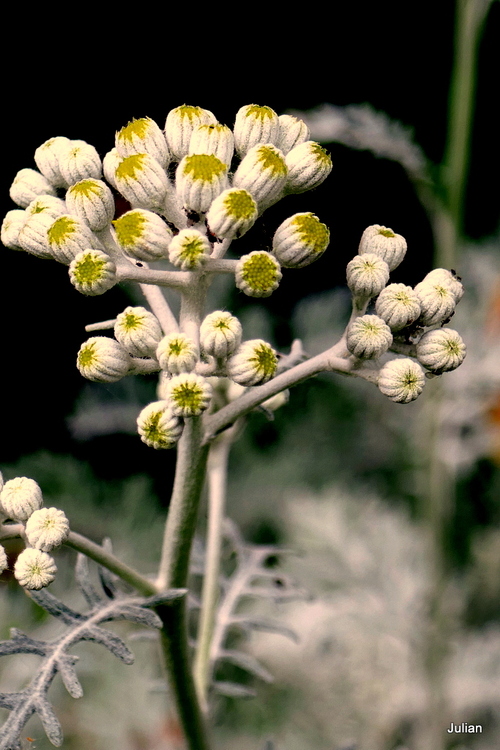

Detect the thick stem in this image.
[140,282,179,334]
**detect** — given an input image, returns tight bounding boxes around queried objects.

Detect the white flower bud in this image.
[175,154,229,213]
[48,214,104,264]
[58,139,102,186]
[346,253,390,298]
[206,188,258,240]
[416,328,466,373]
[232,144,288,209]
[414,279,456,326]
[114,306,163,357]
[0,471,3,492]
[103,148,121,189]
[14,548,57,590]
[69,249,117,295]
[166,373,213,417]
[1,209,27,249]
[0,477,43,521]
[284,141,332,193]
[18,212,56,259]
[375,283,421,330]
[189,123,234,166]
[77,336,132,382]
[347,315,393,359]
[168,228,211,270]
[200,311,242,359]
[276,114,310,155]
[227,340,278,386]
[34,136,71,187]
[378,358,426,403]
[235,251,282,297]
[25,507,70,552]
[116,117,171,168]
[273,212,330,268]
[156,333,199,374]
[112,208,173,261]
[66,178,115,231]
[165,105,217,160]
[25,195,67,220]
[115,153,170,209]
[137,400,184,449]
[9,168,57,207]
[358,225,407,271]
[233,104,280,157]
[421,268,464,303]
[0,544,7,575]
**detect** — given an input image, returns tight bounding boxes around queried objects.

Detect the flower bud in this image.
[69,249,117,295]
[103,148,121,189]
[227,340,278,386]
[233,104,280,157]
[346,253,390,298]
[0,544,7,575]
[58,139,102,186]
[66,178,115,231]
[34,136,71,187]
[137,400,184,449]
[414,279,456,326]
[375,283,421,330]
[25,507,70,552]
[14,548,57,590]
[175,154,228,213]
[9,168,57,208]
[48,214,104,264]
[346,315,393,359]
[26,195,67,220]
[165,105,217,160]
[273,212,329,268]
[18,212,56,259]
[200,311,243,358]
[416,328,466,373]
[168,228,211,270]
[235,251,282,297]
[115,153,170,209]
[77,336,132,382]
[378,358,426,403]
[112,209,173,261]
[116,117,171,168]
[232,144,288,209]
[166,373,213,417]
[189,123,234,166]
[1,209,27,249]
[114,306,163,357]
[421,268,464,303]
[156,333,198,374]
[284,141,332,193]
[358,225,407,271]
[0,477,43,521]
[206,188,258,240]
[276,114,310,155]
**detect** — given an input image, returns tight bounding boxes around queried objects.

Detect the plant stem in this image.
[140,282,179,334]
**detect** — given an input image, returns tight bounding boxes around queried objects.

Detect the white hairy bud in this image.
[235,251,282,297]
[1,210,27,250]
[18,212,56,259]
[189,123,234,166]
[346,253,390,298]
[66,179,115,231]
[375,283,421,330]
[115,153,171,209]
[114,306,163,357]
[103,148,121,189]
[0,545,7,575]
[273,212,330,268]
[25,195,67,220]
[175,154,229,213]
[233,104,280,157]
[346,315,393,359]
[200,311,243,358]
[0,477,43,521]
[77,336,132,382]
[358,225,407,271]
[34,136,71,187]
[168,228,211,270]
[232,144,288,209]
[57,139,102,186]
[284,141,333,193]
[116,117,171,169]
[137,400,184,449]
[166,373,213,417]
[10,168,57,207]
[276,114,310,155]
[227,340,278,386]
[48,214,104,264]
[25,507,70,552]
[414,279,456,326]
[69,249,117,295]
[14,548,57,590]
[421,268,464,303]
[165,105,217,160]
[206,188,258,240]
[157,333,198,374]
[378,358,426,403]
[416,328,466,373]
[112,209,173,261]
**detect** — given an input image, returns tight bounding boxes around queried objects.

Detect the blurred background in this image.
[1,2,500,748]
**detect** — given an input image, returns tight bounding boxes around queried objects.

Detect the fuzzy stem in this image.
[139,282,179,334]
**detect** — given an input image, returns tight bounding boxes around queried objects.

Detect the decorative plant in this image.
[0,102,467,750]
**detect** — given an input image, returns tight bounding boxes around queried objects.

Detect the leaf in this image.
[218,650,274,684]
[229,616,299,643]
[75,553,103,608]
[213,681,257,699]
